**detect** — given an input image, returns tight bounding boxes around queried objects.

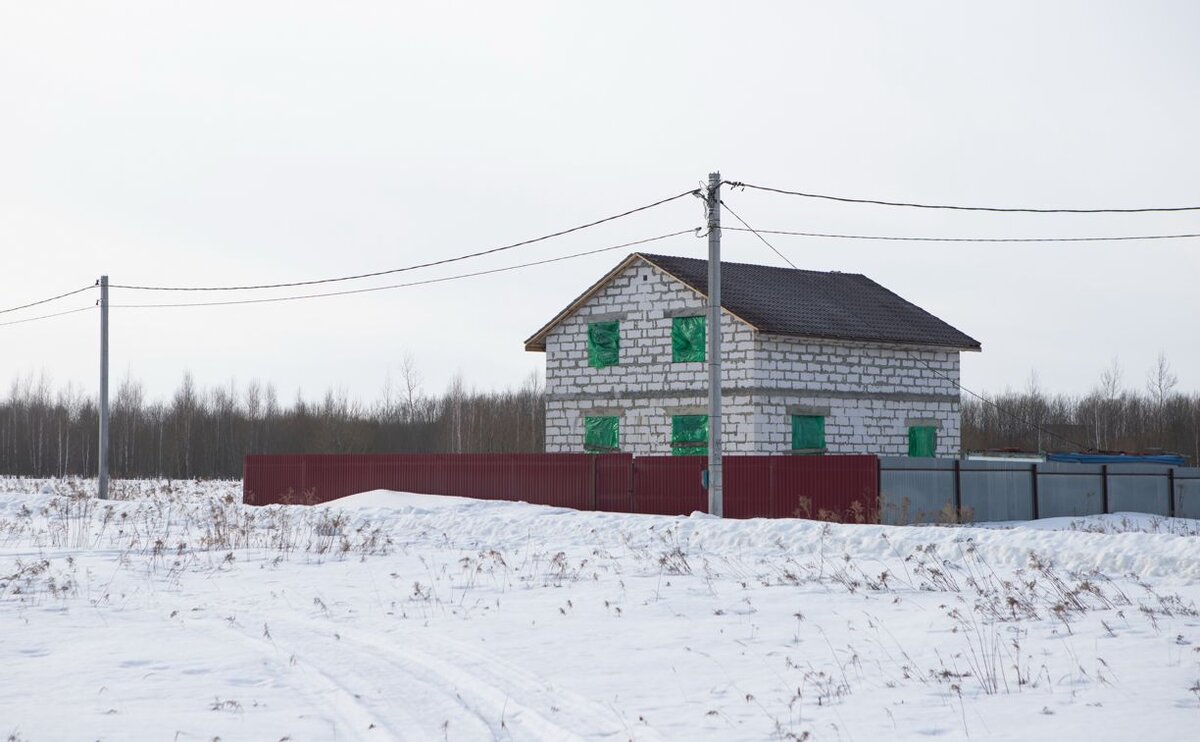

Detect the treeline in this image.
[2,356,1196,479]
[0,365,544,479]
[963,391,1200,460]
[962,356,1200,463]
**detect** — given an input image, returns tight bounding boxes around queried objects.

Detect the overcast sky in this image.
[2,1,1198,405]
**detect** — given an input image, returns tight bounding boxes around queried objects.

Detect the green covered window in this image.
[908,426,937,458]
[671,316,706,363]
[791,415,826,452]
[584,416,620,453]
[587,321,620,368]
[671,414,708,457]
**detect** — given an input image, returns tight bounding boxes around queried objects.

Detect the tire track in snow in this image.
[341,622,664,741]
[212,615,406,742]
[264,615,664,741]
[220,614,494,741]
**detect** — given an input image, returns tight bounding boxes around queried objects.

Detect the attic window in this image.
[587,321,620,368]
[671,316,705,363]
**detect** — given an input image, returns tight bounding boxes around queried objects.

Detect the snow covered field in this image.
[1,477,1198,741]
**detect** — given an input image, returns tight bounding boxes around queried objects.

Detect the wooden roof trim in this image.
[636,253,759,332]
[754,330,982,353]
[523,253,642,352]
[523,253,760,352]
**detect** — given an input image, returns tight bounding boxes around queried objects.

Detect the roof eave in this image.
[755,329,981,353]
[523,253,645,353]
[524,252,981,354]
[524,252,765,351]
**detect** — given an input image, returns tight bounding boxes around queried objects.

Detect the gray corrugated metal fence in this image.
[881,458,1200,524]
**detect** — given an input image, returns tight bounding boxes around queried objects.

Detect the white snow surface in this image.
[1,477,1199,741]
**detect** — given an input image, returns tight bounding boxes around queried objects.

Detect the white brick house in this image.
[524,253,981,458]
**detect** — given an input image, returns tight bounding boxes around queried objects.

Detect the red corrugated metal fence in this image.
[630,456,708,516]
[723,455,879,521]
[243,453,880,521]
[244,453,632,511]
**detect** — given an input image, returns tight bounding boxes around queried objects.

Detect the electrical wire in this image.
[722,226,1200,243]
[0,285,96,316]
[0,305,95,328]
[109,229,698,309]
[721,203,1094,451]
[725,181,1200,214]
[721,200,797,268]
[111,189,701,292]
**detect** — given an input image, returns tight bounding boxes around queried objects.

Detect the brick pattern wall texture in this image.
[542,259,962,457]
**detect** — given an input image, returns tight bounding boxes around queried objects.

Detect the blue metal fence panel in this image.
[1036,462,1104,518]
[960,460,1034,522]
[879,458,955,524]
[1107,464,1171,516]
[1175,467,1200,520]
[1047,452,1187,466]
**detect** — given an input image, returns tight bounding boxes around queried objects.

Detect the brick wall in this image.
[750,337,961,456]
[544,260,754,454]
[541,258,963,456]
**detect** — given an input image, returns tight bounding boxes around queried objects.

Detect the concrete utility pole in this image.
[706,172,723,517]
[98,275,109,500]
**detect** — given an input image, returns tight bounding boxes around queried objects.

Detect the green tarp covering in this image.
[908,426,937,458]
[791,415,825,451]
[672,316,706,363]
[584,416,619,452]
[671,414,708,457]
[588,321,620,368]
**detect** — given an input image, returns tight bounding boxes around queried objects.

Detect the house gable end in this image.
[524,252,757,352]
[524,254,642,352]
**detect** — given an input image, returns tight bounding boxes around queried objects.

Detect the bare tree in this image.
[171,372,199,477]
[113,372,145,476]
[401,352,424,424]
[445,373,467,454]
[1147,351,1178,409]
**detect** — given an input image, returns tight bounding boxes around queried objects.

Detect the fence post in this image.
[1101,464,1109,514]
[953,458,962,517]
[876,457,884,524]
[590,454,598,512]
[1031,463,1040,520]
[1168,467,1176,518]
[629,455,638,513]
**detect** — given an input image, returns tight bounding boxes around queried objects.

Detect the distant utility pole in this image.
[706,172,723,517]
[98,275,109,500]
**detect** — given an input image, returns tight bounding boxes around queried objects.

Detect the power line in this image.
[722,204,1094,452]
[720,200,797,268]
[112,189,701,292]
[109,229,698,309]
[0,305,95,328]
[723,226,1200,243]
[0,285,96,316]
[725,181,1200,214]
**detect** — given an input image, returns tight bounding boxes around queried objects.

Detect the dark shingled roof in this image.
[638,253,980,350]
